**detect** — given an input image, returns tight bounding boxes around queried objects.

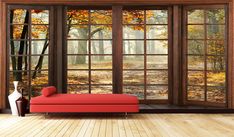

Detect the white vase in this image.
[8,81,22,115]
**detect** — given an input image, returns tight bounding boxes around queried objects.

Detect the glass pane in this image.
[147,56,168,69]
[67,40,88,54]
[187,56,204,70]
[147,70,168,84]
[207,9,225,24]
[207,40,225,55]
[67,85,89,94]
[123,25,144,39]
[123,40,144,54]
[67,10,89,25]
[67,71,89,85]
[31,41,49,55]
[188,10,204,24]
[147,40,168,54]
[9,71,29,94]
[31,10,49,24]
[123,10,144,24]
[146,10,168,24]
[91,56,112,69]
[188,25,205,39]
[187,86,205,101]
[187,71,204,85]
[123,71,144,84]
[146,25,168,39]
[31,85,44,97]
[12,9,27,24]
[91,10,112,24]
[147,86,168,100]
[91,25,112,39]
[10,41,29,55]
[187,40,204,55]
[12,25,28,39]
[207,56,225,71]
[123,86,144,99]
[31,25,49,39]
[31,71,48,85]
[91,85,112,94]
[67,55,88,69]
[207,71,225,86]
[9,56,29,71]
[207,25,225,39]
[123,56,144,69]
[31,56,48,70]
[67,25,88,39]
[207,87,226,103]
[91,40,112,54]
[91,71,112,84]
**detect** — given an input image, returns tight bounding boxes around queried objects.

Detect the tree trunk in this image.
[10,10,17,80]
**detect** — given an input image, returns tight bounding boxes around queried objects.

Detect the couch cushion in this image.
[30,94,138,105]
[42,86,57,97]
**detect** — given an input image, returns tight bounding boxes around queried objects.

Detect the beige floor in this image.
[0,113,234,137]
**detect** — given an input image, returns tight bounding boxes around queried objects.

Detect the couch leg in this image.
[125,112,128,119]
[44,112,48,118]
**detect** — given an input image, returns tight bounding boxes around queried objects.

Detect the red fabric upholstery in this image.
[30,94,139,113]
[41,86,57,97]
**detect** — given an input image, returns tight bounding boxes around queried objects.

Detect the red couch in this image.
[30,87,139,113]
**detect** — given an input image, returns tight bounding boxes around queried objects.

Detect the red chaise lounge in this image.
[30,86,139,114]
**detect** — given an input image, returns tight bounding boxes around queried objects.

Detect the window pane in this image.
[123,86,144,99]
[187,86,205,101]
[67,10,89,25]
[188,10,204,24]
[207,40,225,55]
[67,71,89,85]
[67,55,88,69]
[123,25,144,39]
[207,71,225,86]
[146,25,168,39]
[207,56,225,71]
[31,71,48,85]
[123,10,144,24]
[91,56,112,69]
[10,41,29,55]
[31,41,49,55]
[91,25,112,39]
[207,87,225,103]
[12,9,27,24]
[147,40,168,54]
[123,56,144,69]
[147,86,168,100]
[68,85,89,94]
[188,25,205,39]
[146,10,168,24]
[123,71,144,84]
[123,40,144,54]
[31,56,48,70]
[9,71,29,94]
[147,56,168,69]
[67,25,89,39]
[67,40,88,54]
[147,70,168,84]
[31,25,49,39]
[91,71,112,84]
[207,25,225,39]
[91,85,112,94]
[31,85,45,97]
[187,71,204,85]
[31,10,49,24]
[9,56,29,71]
[12,25,28,39]
[207,9,225,24]
[90,10,112,24]
[91,40,112,54]
[187,40,204,55]
[187,56,204,70]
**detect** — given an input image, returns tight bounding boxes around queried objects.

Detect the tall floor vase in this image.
[8,81,22,115]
